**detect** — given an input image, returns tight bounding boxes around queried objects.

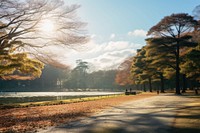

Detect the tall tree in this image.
[147,13,198,94]
[145,41,175,93]
[131,47,154,92]
[0,0,88,79]
[66,60,89,89]
[0,0,88,52]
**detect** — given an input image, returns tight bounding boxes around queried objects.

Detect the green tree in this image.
[0,53,44,79]
[131,47,154,92]
[147,13,198,94]
[181,13,200,81]
[64,60,89,89]
[145,38,178,93]
[180,44,200,81]
[74,60,89,88]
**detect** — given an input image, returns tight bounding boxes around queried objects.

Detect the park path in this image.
[39,94,195,133]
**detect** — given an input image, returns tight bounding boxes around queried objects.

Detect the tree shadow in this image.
[50,98,200,133]
[172,127,200,133]
[2,95,199,133]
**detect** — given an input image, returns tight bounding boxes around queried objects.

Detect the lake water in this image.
[0,92,124,104]
[0,92,123,97]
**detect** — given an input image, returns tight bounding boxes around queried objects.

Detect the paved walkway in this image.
[39,94,195,133]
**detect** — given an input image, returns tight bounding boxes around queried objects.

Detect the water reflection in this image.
[0,92,123,104]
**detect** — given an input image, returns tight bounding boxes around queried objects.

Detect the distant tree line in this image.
[0,60,124,92]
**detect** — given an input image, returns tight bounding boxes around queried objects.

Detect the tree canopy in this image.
[147,13,198,94]
[0,0,88,79]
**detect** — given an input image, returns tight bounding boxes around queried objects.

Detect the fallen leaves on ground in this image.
[0,93,155,132]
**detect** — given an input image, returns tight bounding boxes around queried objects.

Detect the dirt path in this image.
[172,95,200,133]
[39,94,199,133]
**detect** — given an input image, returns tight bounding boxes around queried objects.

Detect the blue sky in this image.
[62,0,200,70]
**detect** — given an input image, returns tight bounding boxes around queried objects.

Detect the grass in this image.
[0,94,124,109]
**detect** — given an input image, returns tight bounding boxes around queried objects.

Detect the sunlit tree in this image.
[180,21,200,82]
[147,13,198,94]
[0,53,44,79]
[0,0,88,79]
[131,47,154,92]
[145,40,176,93]
[0,0,88,51]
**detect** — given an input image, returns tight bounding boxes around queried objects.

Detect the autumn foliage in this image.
[115,57,133,86]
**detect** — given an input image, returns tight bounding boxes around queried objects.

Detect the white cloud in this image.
[128,29,147,37]
[110,33,115,39]
[42,38,144,71]
[104,41,129,51]
[90,34,96,39]
[65,40,142,71]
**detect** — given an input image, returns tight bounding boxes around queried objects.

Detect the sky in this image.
[60,0,200,71]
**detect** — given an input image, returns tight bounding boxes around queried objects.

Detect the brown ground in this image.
[0,93,155,133]
[172,96,200,133]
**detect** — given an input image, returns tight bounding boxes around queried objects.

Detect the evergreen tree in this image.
[147,13,198,94]
[131,47,154,92]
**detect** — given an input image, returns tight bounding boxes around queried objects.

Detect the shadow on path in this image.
[40,94,200,133]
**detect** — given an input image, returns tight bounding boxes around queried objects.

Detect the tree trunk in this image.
[148,77,152,92]
[143,84,146,92]
[160,73,165,93]
[136,84,139,90]
[175,41,181,94]
[182,74,187,93]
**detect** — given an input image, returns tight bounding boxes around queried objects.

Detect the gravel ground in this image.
[39,93,199,133]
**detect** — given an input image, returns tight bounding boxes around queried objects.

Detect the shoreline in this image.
[0,94,125,109]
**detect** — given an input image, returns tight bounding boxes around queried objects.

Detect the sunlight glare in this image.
[40,19,55,33]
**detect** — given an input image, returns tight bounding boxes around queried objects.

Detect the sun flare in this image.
[40,19,55,33]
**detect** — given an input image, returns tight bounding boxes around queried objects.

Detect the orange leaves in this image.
[115,57,133,86]
[0,94,155,132]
